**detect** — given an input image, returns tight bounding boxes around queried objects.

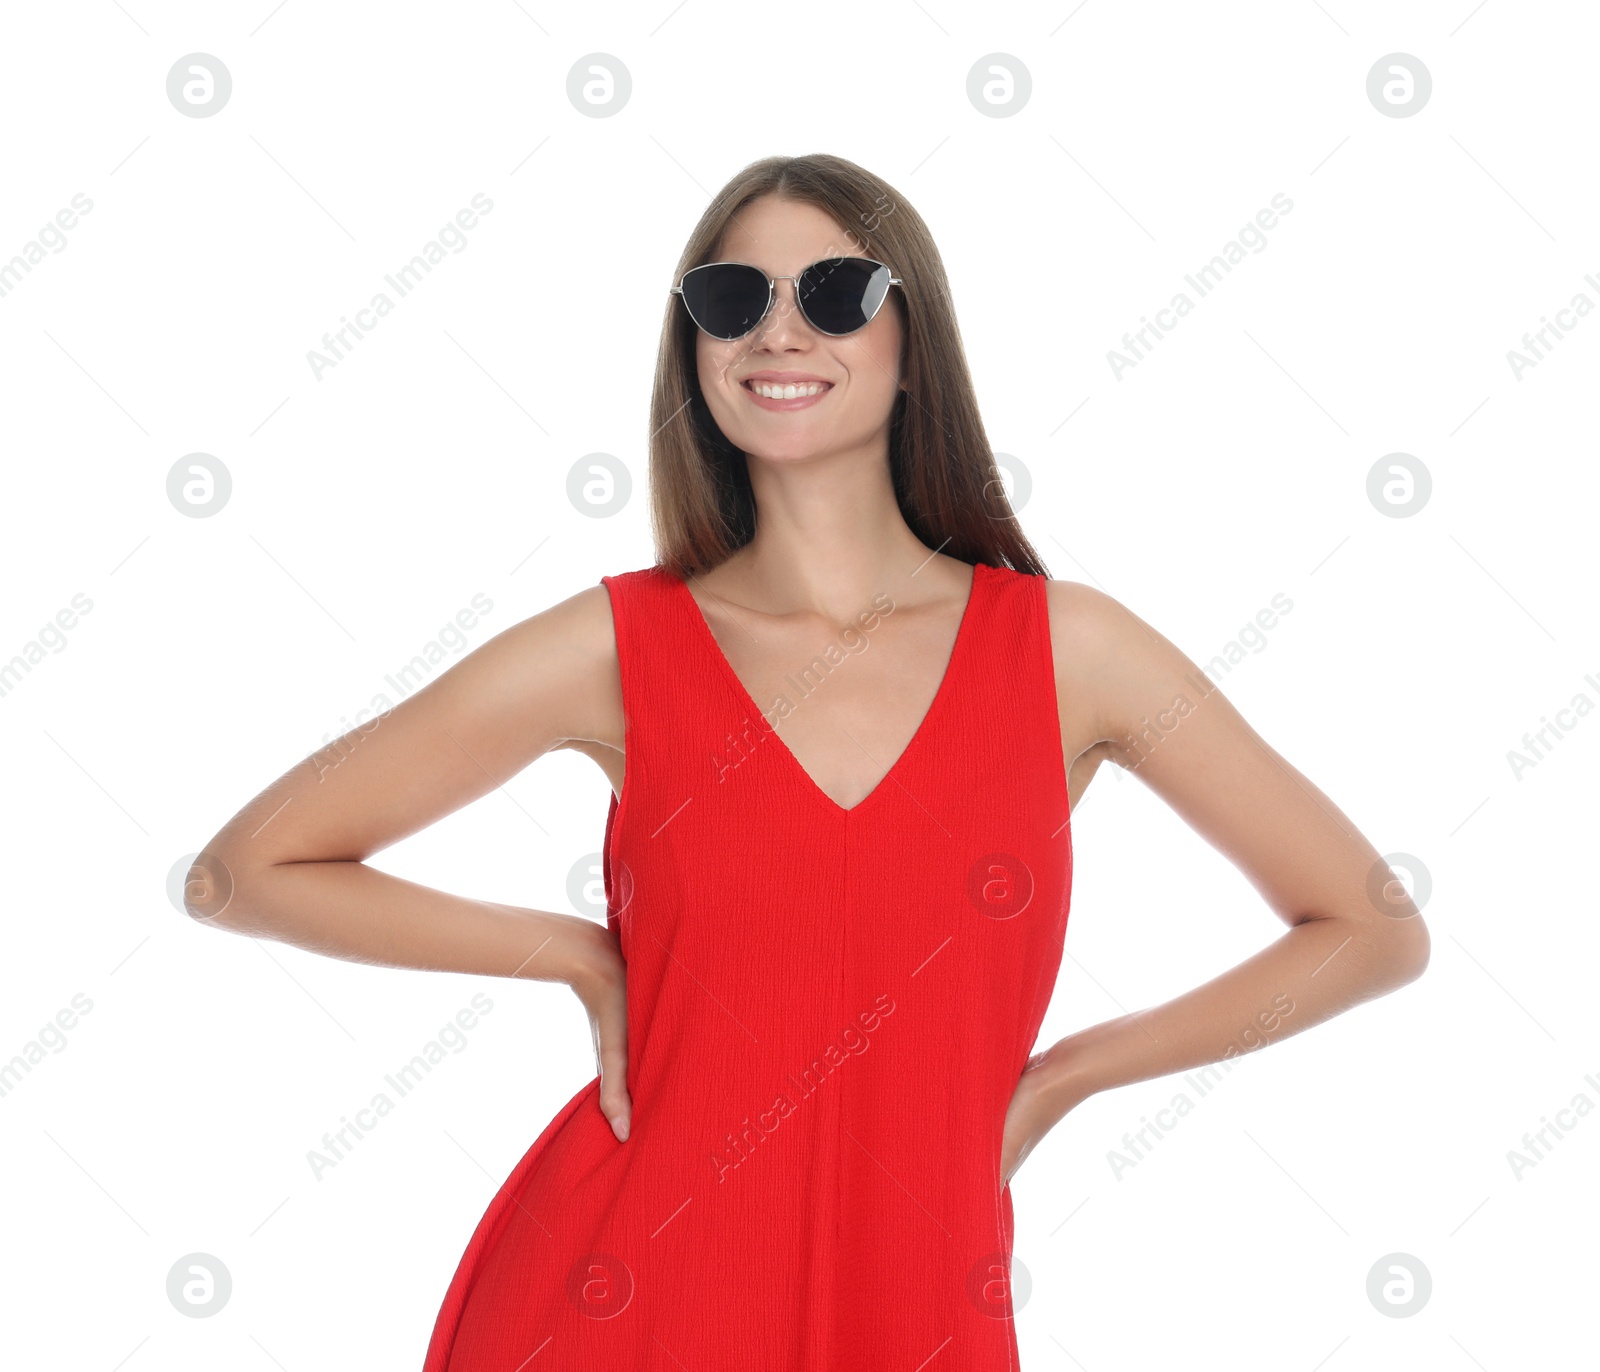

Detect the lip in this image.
[740,373,834,412]
[741,371,833,385]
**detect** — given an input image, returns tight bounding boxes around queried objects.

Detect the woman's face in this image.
[694,194,904,467]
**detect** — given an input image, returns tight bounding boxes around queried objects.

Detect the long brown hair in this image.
[647,153,1049,580]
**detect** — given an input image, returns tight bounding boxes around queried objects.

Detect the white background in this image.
[1,2,1594,1368]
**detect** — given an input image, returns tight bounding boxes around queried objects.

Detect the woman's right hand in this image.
[570,923,632,1142]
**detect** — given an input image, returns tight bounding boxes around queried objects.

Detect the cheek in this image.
[697,339,742,395]
[863,317,903,384]
[853,334,902,390]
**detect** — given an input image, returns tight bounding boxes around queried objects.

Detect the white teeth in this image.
[747,380,829,399]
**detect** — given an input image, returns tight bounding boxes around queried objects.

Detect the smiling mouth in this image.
[742,379,833,400]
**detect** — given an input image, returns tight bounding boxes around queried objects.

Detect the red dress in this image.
[423,560,1073,1369]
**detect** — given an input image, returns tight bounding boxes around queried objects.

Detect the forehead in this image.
[712,195,864,270]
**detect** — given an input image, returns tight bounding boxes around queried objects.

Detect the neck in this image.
[718,445,956,617]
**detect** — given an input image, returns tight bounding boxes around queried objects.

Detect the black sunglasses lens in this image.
[798,258,892,335]
[681,263,769,340]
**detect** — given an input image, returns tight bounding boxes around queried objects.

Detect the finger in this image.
[596,1002,632,1142]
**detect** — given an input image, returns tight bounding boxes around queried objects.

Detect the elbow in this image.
[1383,913,1431,990]
[182,845,249,932]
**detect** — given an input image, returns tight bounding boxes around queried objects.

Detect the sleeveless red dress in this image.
[423,560,1073,1370]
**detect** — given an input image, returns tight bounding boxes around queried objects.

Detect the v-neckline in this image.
[673,562,985,818]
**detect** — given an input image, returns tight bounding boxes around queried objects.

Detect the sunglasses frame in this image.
[670,256,903,341]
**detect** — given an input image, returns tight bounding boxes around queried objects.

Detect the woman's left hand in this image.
[1000,1049,1074,1186]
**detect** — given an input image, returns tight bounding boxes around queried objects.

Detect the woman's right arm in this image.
[183,582,634,1135]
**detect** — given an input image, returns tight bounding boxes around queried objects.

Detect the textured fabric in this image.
[423,559,1074,1370]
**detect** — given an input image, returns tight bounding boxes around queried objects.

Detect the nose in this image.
[749,275,810,350]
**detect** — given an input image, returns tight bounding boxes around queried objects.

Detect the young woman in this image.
[188,153,1429,1369]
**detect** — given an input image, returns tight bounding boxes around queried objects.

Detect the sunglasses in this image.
[670,256,903,341]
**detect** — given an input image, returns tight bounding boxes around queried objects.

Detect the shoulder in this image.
[458,569,661,751]
[533,565,673,674]
[537,566,672,648]
[1039,575,1136,659]
[1039,576,1199,748]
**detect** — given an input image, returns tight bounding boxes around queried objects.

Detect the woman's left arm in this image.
[1002,582,1431,1184]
